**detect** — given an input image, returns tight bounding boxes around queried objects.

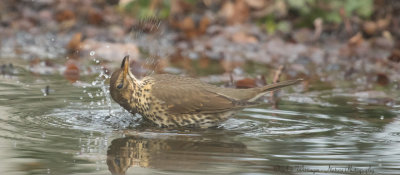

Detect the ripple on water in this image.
[2,70,400,174]
[220,106,344,139]
[48,104,141,133]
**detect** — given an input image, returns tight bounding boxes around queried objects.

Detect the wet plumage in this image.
[110,56,302,128]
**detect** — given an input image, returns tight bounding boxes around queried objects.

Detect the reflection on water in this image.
[107,133,247,175]
[0,62,399,174]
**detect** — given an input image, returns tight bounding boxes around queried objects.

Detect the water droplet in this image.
[92,81,97,86]
[380,116,384,120]
[90,51,96,56]
[41,132,46,138]
[95,60,100,64]
[88,93,93,98]
[79,96,83,100]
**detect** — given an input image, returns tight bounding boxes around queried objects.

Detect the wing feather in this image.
[150,75,245,114]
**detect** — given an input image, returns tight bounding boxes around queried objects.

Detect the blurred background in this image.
[1,1,400,175]
[1,0,399,88]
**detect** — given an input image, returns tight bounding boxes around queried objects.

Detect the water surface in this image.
[0,62,399,175]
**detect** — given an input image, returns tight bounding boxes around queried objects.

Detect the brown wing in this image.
[149,74,250,114]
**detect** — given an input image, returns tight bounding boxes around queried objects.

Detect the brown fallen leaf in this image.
[236,78,256,88]
[67,33,82,55]
[219,0,249,24]
[55,9,75,22]
[376,16,391,30]
[388,49,400,63]
[64,61,80,83]
[245,0,265,9]
[169,0,192,16]
[348,32,364,46]
[199,16,210,34]
[376,73,389,86]
[87,8,104,25]
[232,31,258,44]
[363,16,391,35]
[180,16,195,37]
[363,21,378,35]
[176,15,210,38]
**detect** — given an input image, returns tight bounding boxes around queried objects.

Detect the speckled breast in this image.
[128,80,238,128]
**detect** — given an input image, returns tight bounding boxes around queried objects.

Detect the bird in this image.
[110,56,302,128]
[107,135,247,174]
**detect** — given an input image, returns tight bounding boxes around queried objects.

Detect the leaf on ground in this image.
[245,0,265,9]
[376,73,389,86]
[87,8,104,25]
[67,33,82,54]
[55,9,75,22]
[236,78,256,88]
[64,61,80,83]
[348,32,364,46]
[219,0,249,24]
[232,32,258,44]
[388,49,400,63]
[363,21,378,35]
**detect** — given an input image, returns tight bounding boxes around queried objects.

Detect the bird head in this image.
[110,55,137,111]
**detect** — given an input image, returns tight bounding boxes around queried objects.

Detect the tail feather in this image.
[261,79,303,92]
[248,79,302,102]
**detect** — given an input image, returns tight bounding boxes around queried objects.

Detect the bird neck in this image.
[127,74,141,89]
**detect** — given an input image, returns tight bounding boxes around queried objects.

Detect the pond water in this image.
[0,61,399,175]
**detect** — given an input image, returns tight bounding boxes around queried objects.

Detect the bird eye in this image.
[117,83,123,89]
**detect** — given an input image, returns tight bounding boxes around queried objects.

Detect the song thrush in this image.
[110,56,302,128]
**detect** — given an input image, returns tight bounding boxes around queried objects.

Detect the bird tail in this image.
[248,79,302,102]
[261,79,303,92]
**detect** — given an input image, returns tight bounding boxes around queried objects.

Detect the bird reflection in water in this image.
[107,134,247,175]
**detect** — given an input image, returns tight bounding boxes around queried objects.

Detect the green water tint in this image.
[0,59,399,175]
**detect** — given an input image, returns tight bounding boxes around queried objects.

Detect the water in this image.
[0,62,399,175]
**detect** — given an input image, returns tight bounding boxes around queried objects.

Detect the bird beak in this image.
[121,55,130,78]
